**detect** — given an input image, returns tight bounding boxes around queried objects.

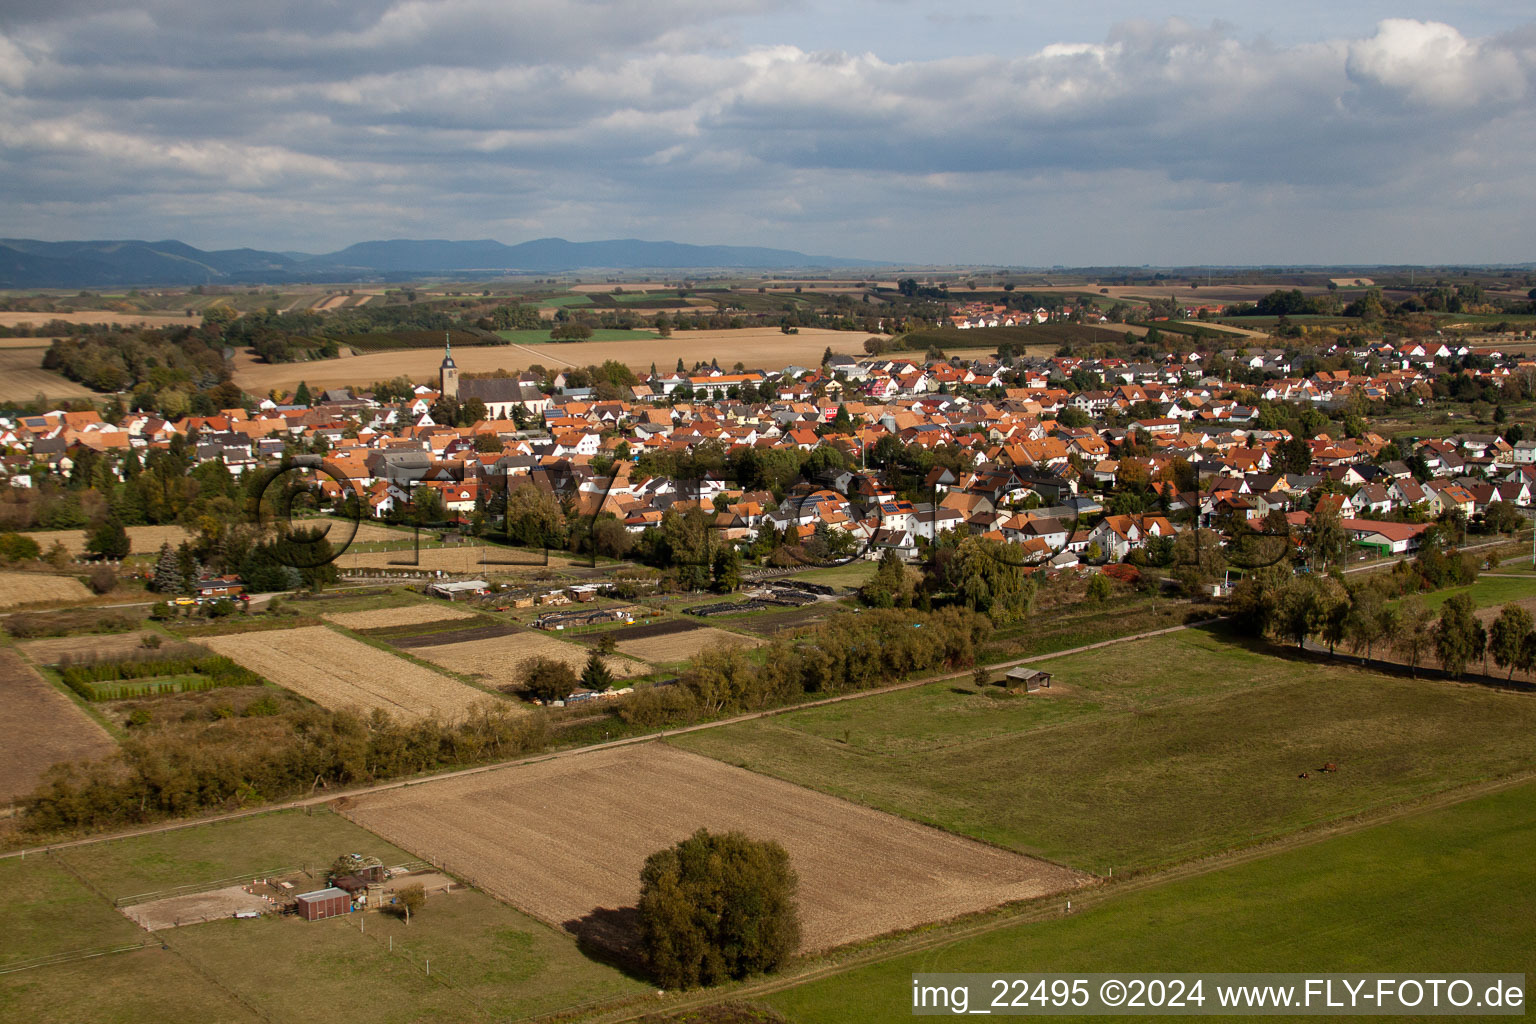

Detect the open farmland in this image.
[202,626,501,721]
[616,624,761,664]
[0,648,115,803]
[232,326,871,392]
[409,630,648,687]
[16,630,160,665]
[322,602,477,630]
[0,310,195,328]
[0,571,91,609]
[339,743,1085,953]
[334,543,579,572]
[673,629,1536,874]
[0,807,644,1024]
[0,343,98,402]
[766,779,1536,1023]
[31,523,191,557]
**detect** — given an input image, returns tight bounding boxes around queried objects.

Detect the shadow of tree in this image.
[562,905,649,978]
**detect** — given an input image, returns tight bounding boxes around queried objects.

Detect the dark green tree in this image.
[637,829,800,989]
[86,519,130,560]
[580,649,614,692]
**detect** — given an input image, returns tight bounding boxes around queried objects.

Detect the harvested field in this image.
[0,344,98,402]
[0,310,193,328]
[203,626,502,721]
[31,523,191,557]
[0,571,92,609]
[232,327,861,392]
[616,625,761,664]
[0,648,116,802]
[17,630,161,664]
[386,622,522,649]
[410,631,647,687]
[335,544,576,573]
[340,743,1085,952]
[322,603,477,630]
[124,885,271,931]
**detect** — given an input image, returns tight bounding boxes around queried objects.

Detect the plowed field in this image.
[340,743,1085,952]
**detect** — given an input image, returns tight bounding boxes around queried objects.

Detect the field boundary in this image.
[579,770,1536,1023]
[1,614,1221,861]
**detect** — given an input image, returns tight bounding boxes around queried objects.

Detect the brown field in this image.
[0,571,92,609]
[233,327,866,392]
[0,648,116,803]
[30,523,191,557]
[409,630,648,687]
[339,743,1085,952]
[616,625,761,664]
[0,310,194,328]
[334,544,579,573]
[0,344,99,402]
[322,604,478,630]
[17,630,161,665]
[202,626,501,721]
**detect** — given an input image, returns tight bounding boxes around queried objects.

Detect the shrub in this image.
[638,829,800,988]
[87,565,118,594]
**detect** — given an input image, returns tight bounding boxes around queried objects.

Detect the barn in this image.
[294,887,352,921]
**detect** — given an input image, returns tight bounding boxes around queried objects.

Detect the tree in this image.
[0,532,42,564]
[151,541,184,594]
[637,829,800,989]
[518,656,576,704]
[86,518,130,560]
[1085,573,1113,605]
[1344,587,1393,661]
[1435,593,1484,679]
[394,883,425,924]
[1489,604,1534,680]
[1275,576,1324,648]
[581,649,615,692]
[1304,501,1347,569]
[294,381,311,406]
[1394,597,1435,677]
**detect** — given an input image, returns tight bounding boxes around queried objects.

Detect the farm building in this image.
[1004,667,1052,692]
[293,887,352,921]
[427,579,489,600]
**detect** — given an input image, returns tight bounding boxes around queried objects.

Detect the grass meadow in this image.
[672,629,1536,874]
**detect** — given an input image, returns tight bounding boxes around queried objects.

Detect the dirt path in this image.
[0,616,1217,860]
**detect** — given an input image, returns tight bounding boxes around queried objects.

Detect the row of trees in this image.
[21,694,547,834]
[1232,567,1535,679]
[619,607,990,728]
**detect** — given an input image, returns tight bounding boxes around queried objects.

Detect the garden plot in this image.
[409,631,648,689]
[322,604,478,630]
[203,626,502,721]
[616,625,762,664]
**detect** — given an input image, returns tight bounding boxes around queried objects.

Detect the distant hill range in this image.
[0,237,882,288]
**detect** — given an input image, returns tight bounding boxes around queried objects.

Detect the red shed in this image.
[294,886,351,921]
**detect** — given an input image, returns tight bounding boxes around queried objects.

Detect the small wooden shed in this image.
[1003,667,1053,692]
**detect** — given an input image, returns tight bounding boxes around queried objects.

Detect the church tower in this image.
[439,332,459,400]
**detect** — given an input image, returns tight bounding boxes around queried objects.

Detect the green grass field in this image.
[0,808,646,1023]
[671,629,1536,873]
[764,778,1536,1023]
[1416,574,1536,613]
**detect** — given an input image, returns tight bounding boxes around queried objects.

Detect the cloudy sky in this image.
[1,1,1533,265]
